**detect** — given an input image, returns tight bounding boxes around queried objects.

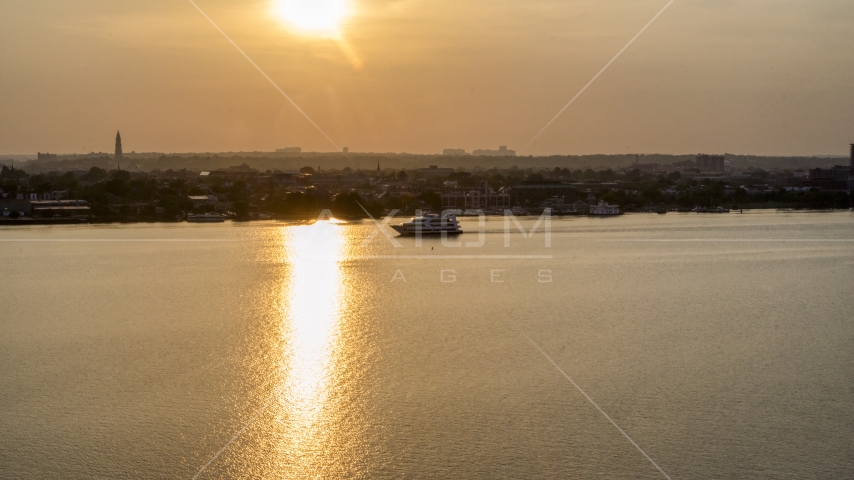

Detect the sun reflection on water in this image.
[277,220,347,473]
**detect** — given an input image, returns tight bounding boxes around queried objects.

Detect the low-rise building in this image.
[697,154,726,171]
[472,146,516,157]
[30,199,91,218]
[1,199,33,216]
[417,165,455,177]
[443,149,467,155]
[589,201,620,216]
[188,195,218,208]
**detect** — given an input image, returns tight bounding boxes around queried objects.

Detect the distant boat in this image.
[391,214,463,236]
[187,213,226,223]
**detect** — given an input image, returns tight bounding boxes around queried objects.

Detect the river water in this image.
[1,211,853,479]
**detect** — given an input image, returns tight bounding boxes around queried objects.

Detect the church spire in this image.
[115,131,123,161]
[376,160,381,179]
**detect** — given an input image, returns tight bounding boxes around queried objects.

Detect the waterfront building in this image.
[572,200,589,213]
[787,166,853,191]
[589,201,620,216]
[1,199,34,217]
[25,199,91,218]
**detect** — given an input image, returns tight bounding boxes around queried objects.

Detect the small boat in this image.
[187,213,226,223]
[391,214,463,236]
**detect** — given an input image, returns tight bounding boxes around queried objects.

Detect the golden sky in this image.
[1,0,852,156]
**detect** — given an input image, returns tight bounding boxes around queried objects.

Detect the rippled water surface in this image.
[1,211,853,479]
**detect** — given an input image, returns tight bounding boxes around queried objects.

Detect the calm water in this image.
[1,211,853,479]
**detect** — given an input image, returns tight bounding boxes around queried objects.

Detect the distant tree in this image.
[332,192,373,218]
[598,169,617,181]
[601,191,624,205]
[1,165,28,179]
[642,185,662,203]
[111,170,132,181]
[233,201,250,218]
[104,177,129,197]
[415,191,441,212]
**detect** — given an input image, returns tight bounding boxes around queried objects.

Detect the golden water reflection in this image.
[276,220,347,475]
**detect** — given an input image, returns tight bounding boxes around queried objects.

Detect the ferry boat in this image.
[187,213,226,223]
[391,214,463,236]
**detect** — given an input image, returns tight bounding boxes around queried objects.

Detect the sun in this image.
[272,0,351,35]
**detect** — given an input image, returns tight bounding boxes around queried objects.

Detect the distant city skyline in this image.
[1,0,852,156]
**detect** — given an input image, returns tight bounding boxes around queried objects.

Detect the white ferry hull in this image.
[391,214,464,236]
[391,225,463,236]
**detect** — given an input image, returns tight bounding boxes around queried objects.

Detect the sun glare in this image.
[272,0,350,34]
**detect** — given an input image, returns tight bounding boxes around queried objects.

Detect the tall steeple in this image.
[376,160,381,179]
[115,131,123,162]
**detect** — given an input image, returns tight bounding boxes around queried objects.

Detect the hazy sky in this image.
[1,0,852,156]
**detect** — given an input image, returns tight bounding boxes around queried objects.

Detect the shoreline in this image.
[1,207,851,227]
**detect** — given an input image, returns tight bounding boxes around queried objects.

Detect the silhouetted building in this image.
[188,195,218,208]
[37,153,58,161]
[789,166,852,191]
[31,199,91,218]
[697,154,725,171]
[417,165,455,177]
[1,199,33,217]
[115,131,123,161]
[589,201,620,216]
[276,147,301,153]
[443,149,467,155]
[209,163,260,180]
[473,146,516,157]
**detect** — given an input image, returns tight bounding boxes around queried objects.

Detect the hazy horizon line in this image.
[1,151,851,160]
